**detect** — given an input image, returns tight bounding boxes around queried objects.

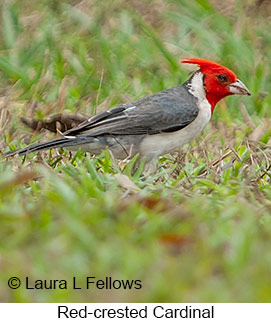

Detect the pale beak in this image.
[227,79,251,96]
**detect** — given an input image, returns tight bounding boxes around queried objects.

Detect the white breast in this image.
[139,72,212,160]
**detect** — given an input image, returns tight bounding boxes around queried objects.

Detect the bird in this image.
[6,58,250,170]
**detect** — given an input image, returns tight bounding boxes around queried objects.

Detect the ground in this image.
[0,0,270,302]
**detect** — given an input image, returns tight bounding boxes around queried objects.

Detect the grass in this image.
[0,0,271,302]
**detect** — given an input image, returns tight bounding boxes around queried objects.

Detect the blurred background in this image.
[0,0,270,302]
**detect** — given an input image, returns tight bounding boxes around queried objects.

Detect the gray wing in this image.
[64,86,199,137]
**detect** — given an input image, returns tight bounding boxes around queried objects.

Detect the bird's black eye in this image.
[217,74,228,83]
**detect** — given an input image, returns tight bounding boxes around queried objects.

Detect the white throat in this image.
[187,71,207,103]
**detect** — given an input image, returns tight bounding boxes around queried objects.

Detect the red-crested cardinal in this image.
[6,58,250,168]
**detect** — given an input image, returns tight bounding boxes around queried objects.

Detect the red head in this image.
[181,58,250,112]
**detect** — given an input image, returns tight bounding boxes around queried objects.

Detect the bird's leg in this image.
[142,159,158,176]
[122,144,135,164]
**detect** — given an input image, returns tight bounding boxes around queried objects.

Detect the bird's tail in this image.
[5,136,90,157]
